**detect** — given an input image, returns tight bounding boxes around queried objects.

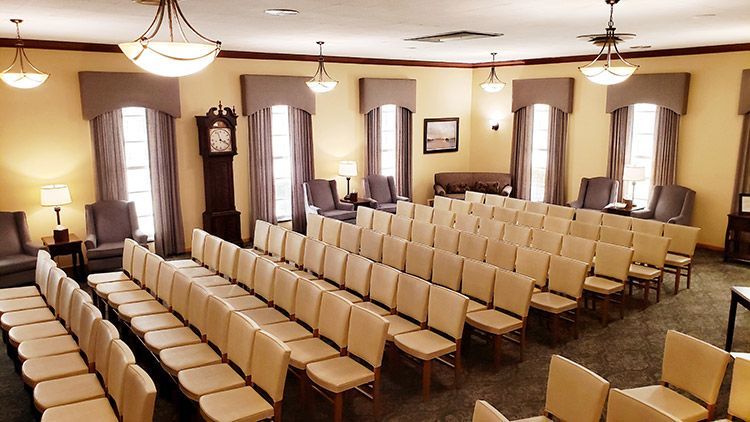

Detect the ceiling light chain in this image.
[306,41,338,93]
[480,52,506,93]
[1,19,50,89]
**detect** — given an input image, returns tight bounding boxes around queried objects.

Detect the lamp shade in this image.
[40,184,72,207]
[338,161,358,177]
[623,165,646,182]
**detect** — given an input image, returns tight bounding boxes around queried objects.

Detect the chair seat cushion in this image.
[665,253,691,267]
[177,267,216,279]
[95,281,140,298]
[376,203,397,214]
[34,373,105,412]
[9,320,67,346]
[329,290,363,303]
[108,290,154,308]
[261,321,314,343]
[40,397,117,422]
[192,275,231,288]
[467,299,489,313]
[168,259,201,269]
[18,335,79,361]
[0,254,37,275]
[117,300,168,322]
[0,285,39,301]
[131,313,183,337]
[0,296,48,315]
[394,330,456,361]
[199,386,274,422]
[466,310,523,335]
[321,209,358,221]
[160,343,222,376]
[308,279,339,291]
[628,264,661,280]
[239,308,289,326]
[584,276,625,295]
[622,385,708,422]
[530,293,577,314]
[384,315,421,341]
[178,363,245,401]
[354,301,390,316]
[219,295,267,311]
[86,242,124,260]
[21,352,88,388]
[307,356,375,394]
[286,337,341,370]
[1,307,55,331]
[86,271,129,287]
[144,327,200,353]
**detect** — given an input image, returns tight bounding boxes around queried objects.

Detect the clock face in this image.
[209,128,232,153]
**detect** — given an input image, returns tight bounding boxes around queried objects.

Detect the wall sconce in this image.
[490,120,500,131]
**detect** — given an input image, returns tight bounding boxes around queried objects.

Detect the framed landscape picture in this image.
[740,193,750,215]
[424,117,459,154]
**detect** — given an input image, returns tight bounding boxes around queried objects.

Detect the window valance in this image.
[240,75,316,116]
[359,78,417,114]
[606,73,691,115]
[79,72,181,120]
[511,78,574,113]
[739,69,750,115]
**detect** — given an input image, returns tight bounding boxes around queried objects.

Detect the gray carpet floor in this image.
[2,249,749,422]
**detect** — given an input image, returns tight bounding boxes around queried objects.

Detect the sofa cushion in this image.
[474,181,501,194]
[435,172,512,193]
[0,213,23,257]
[446,183,470,194]
[87,241,125,260]
[307,180,336,212]
[321,209,357,222]
[0,254,36,276]
[90,201,133,244]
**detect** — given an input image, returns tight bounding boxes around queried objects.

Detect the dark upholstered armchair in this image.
[568,177,619,210]
[363,175,408,214]
[0,211,41,287]
[85,200,147,273]
[303,179,357,222]
[632,185,696,225]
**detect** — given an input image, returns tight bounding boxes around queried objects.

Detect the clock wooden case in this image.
[196,103,242,245]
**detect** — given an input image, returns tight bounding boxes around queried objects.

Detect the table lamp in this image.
[622,165,646,207]
[338,161,358,200]
[41,184,72,242]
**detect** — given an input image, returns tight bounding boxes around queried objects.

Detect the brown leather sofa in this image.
[434,172,512,199]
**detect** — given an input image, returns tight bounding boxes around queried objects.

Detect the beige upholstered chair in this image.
[394,285,468,401]
[455,213,480,233]
[465,190,486,204]
[107,252,163,310]
[322,218,343,247]
[472,400,510,422]
[504,198,527,211]
[175,235,221,278]
[356,263,399,316]
[451,199,472,215]
[461,259,496,313]
[478,218,504,240]
[94,245,149,301]
[547,204,576,220]
[531,229,563,255]
[166,229,207,270]
[602,213,633,230]
[359,229,384,262]
[525,201,549,215]
[307,305,389,422]
[543,216,572,235]
[263,278,325,342]
[411,221,437,246]
[372,210,393,235]
[530,256,588,344]
[242,267,299,326]
[297,238,327,279]
[355,206,375,229]
[663,224,700,294]
[317,245,348,291]
[560,235,597,269]
[385,273,430,341]
[599,226,634,247]
[458,232,489,261]
[307,213,325,240]
[484,194,506,207]
[606,389,679,422]
[569,221,601,241]
[628,233,670,306]
[87,238,139,287]
[433,209,457,227]
[236,249,259,290]
[253,220,273,253]
[382,236,408,271]
[267,225,288,261]
[434,226,461,254]
[390,216,413,241]
[584,242,634,325]
[631,218,665,236]
[503,224,532,247]
[331,254,372,304]
[575,209,604,225]
[405,242,434,281]
[431,249,464,291]
[433,195,453,211]
[621,330,731,421]
[1,259,58,332]
[472,203,495,220]
[485,240,517,272]
[516,211,545,229]
[493,207,519,224]
[414,204,435,223]
[466,269,535,363]
[721,355,750,421]
[515,247,551,292]
[0,250,50,301]
[338,223,362,254]
[396,200,416,218]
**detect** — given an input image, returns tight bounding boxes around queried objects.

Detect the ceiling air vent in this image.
[405,31,502,43]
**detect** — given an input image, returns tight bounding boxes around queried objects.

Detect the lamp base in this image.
[53,226,69,243]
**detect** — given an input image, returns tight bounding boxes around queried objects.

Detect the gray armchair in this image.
[363,175,408,214]
[632,185,696,225]
[0,211,41,287]
[85,200,147,273]
[568,177,619,210]
[303,179,356,223]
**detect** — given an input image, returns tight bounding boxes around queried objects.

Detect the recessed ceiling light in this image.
[265,8,299,16]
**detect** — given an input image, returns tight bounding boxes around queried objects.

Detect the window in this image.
[529,104,551,202]
[121,107,155,241]
[625,103,658,206]
[271,105,293,222]
[380,104,397,178]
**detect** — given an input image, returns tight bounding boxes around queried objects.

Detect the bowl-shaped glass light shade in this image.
[579,63,637,85]
[119,41,219,77]
[1,71,48,89]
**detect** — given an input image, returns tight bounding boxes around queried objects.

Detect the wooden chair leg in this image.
[373,368,381,419]
[656,274,663,303]
[573,307,579,339]
[619,291,625,320]
[519,326,526,362]
[642,279,650,309]
[274,401,283,422]
[493,334,502,368]
[602,295,610,326]
[551,314,560,346]
[454,340,462,389]
[674,266,681,295]
[333,392,344,422]
[686,263,692,289]
[422,359,432,401]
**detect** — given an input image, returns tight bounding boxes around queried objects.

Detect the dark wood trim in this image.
[1,37,749,69]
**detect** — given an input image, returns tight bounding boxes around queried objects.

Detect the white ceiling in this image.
[2,0,749,63]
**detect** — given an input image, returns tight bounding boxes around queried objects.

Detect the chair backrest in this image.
[493,207,518,224]
[323,246,348,287]
[305,179,339,212]
[130,246,149,285]
[66,282,92,329]
[545,355,610,422]
[458,232,488,261]
[631,218,664,236]
[494,269,535,318]
[205,295,235,353]
[578,177,618,210]
[365,174,397,204]
[107,339,136,413]
[531,229,563,255]
[85,201,136,244]
[295,278,325,330]
[322,218,343,246]
[461,259,496,305]
[253,220,272,252]
[359,229,384,262]
[121,364,157,422]
[35,253,53,294]
[728,356,750,420]
[121,238,138,275]
[369,263,399,310]
[560,235,597,267]
[284,231,306,267]
[236,249,258,290]
[485,240,517,271]
[382,236,408,271]
[543,216,572,235]
[451,199,472,215]
[455,214,480,233]
[478,218,504,240]
[396,200,415,218]
[405,242,434,280]
[189,229,209,263]
[575,209,604,225]
[661,330,731,406]
[599,226,634,247]
[602,213,632,230]
[484,194,506,207]
[372,210,393,234]
[93,319,120,381]
[78,302,103,361]
[472,203,494,220]
[268,225,288,258]
[302,238,326,275]
[307,213,324,240]
[344,254,373,298]
[355,206,375,229]
[517,211,545,229]
[525,201,549,215]
[226,312,260,377]
[396,273,430,324]
[412,220,436,246]
[605,389,678,422]
[427,285,469,340]
[253,257,277,303]
[472,400,510,422]
[143,253,163,293]
[431,249,464,291]
[651,185,695,223]
[434,225,461,254]
[465,191,486,204]
[515,247,551,289]
[319,292,352,348]
[433,209,457,227]
[548,255,589,299]
[0,211,29,256]
[663,224,700,257]
[203,235,223,271]
[632,232,670,268]
[504,197,527,211]
[347,306,389,369]
[188,284,218,335]
[46,268,68,313]
[594,242,634,282]
[433,195,453,210]
[249,330,292,404]
[503,224,532,247]
[339,223,362,254]
[569,221,601,241]
[170,271,192,320]
[216,241,240,280]
[273,268,299,315]
[155,262,177,306]
[547,204,575,220]
[414,204,434,223]
[390,216,413,241]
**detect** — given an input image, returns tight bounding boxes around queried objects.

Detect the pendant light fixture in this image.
[578,0,639,85]
[1,19,49,89]
[119,0,221,77]
[480,52,506,93]
[307,41,338,93]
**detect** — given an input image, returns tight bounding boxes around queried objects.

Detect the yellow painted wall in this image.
[470,52,750,248]
[0,48,473,248]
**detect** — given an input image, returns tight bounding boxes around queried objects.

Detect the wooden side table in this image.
[42,234,85,280]
[603,204,644,216]
[725,213,750,263]
[340,198,373,210]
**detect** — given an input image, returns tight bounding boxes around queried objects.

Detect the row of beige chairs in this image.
[0,251,156,421]
[473,331,748,422]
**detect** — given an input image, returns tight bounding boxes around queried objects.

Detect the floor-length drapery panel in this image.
[146,109,185,256]
[289,107,315,233]
[732,114,750,212]
[653,106,680,186]
[395,106,413,199]
[544,107,568,205]
[248,108,276,236]
[510,106,534,200]
[607,106,632,198]
[91,111,128,201]
[365,108,381,176]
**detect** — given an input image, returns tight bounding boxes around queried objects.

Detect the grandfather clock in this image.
[196,102,242,245]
